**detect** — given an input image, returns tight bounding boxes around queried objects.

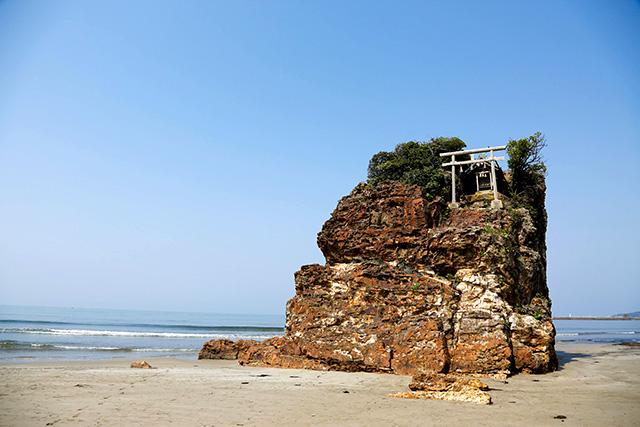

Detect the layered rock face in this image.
[200,181,557,375]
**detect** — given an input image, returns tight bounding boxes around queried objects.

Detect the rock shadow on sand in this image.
[554,348,593,371]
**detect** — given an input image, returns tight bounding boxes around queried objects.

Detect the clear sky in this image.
[1,1,638,316]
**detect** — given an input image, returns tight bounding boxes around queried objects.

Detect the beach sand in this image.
[1,344,638,426]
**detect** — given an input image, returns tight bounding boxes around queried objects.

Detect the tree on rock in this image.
[507,132,547,196]
[367,137,467,199]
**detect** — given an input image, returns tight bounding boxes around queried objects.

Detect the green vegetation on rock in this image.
[367,132,548,208]
[507,131,547,196]
[366,137,467,199]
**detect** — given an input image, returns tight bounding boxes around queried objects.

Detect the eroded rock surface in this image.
[200,180,557,375]
[391,372,492,405]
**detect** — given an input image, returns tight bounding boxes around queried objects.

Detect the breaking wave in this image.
[1,327,281,340]
[0,340,198,353]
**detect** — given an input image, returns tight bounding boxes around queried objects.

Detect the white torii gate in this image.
[439,145,506,209]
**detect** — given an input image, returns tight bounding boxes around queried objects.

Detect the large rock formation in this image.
[200,180,557,375]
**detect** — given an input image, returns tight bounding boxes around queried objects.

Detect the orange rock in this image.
[130,361,156,369]
[391,371,492,404]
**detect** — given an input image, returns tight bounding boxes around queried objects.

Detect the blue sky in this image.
[0,1,638,316]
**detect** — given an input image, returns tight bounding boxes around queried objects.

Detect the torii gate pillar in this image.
[489,149,503,209]
[450,154,459,209]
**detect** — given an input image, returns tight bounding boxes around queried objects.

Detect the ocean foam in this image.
[4,327,278,340]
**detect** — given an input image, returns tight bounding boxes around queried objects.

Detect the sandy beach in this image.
[1,344,638,427]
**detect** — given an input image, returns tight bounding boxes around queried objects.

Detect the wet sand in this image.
[1,344,638,426]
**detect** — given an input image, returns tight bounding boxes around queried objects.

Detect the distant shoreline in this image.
[553,316,640,321]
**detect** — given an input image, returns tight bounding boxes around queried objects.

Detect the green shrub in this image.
[367,137,467,199]
[442,206,451,220]
[507,132,547,196]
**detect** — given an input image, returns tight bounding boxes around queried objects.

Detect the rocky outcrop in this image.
[388,372,492,405]
[408,372,489,392]
[200,180,557,375]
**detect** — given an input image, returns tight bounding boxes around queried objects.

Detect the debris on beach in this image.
[130,361,157,369]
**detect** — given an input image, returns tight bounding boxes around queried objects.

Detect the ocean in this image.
[1,305,638,363]
[554,318,640,345]
[0,305,284,363]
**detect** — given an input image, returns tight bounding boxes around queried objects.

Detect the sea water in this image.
[1,305,638,363]
[0,305,284,363]
[554,318,640,345]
